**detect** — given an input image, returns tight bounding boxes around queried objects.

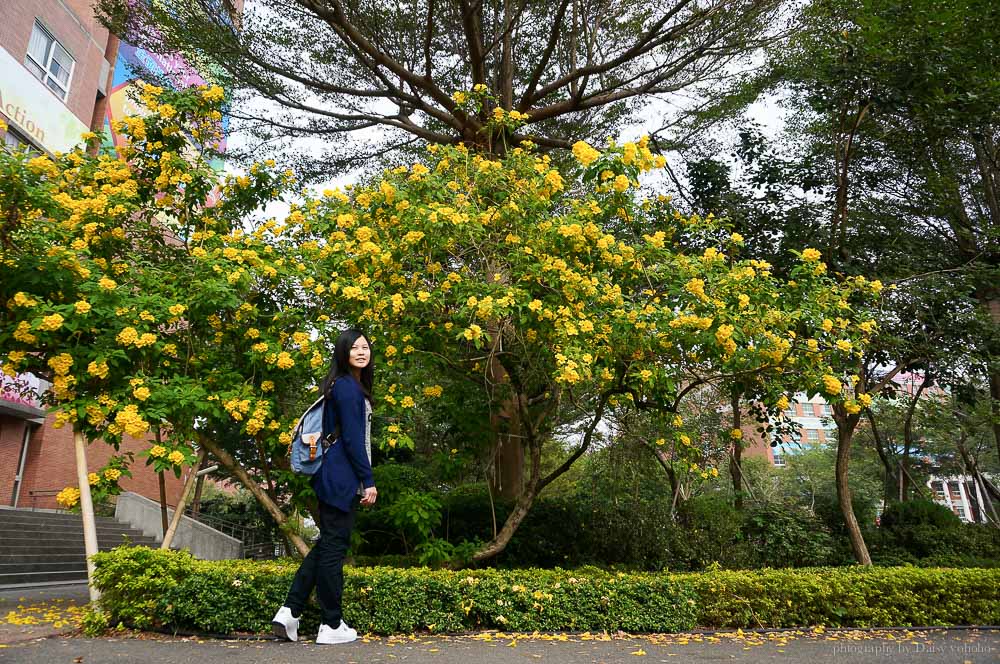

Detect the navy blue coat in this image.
[312,376,374,511]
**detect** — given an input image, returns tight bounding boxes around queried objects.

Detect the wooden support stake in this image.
[73,428,100,602]
[160,448,208,550]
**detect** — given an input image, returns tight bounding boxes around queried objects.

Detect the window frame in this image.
[24,20,75,101]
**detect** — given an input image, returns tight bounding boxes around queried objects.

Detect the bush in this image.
[355,463,438,555]
[689,566,1000,628]
[880,499,963,530]
[872,499,973,560]
[741,504,838,568]
[92,547,698,635]
[91,546,1000,636]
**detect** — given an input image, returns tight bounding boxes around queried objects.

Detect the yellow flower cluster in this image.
[87,360,109,379]
[572,141,601,166]
[244,401,271,435]
[224,398,252,421]
[463,324,483,341]
[13,321,37,343]
[39,314,64,331]
[167,450,185,465]
[423,385,443,398]
[56,487,80,508]
[116,327,157,347]
[47,353,73,375]
[149,445,167,458]
[201,84,225,103]
[9,292,38,308]
[114,404,149,438]
[685,278,709,302]
[822,374,842,395]
[104,468,122,481]
[276,351,295,369]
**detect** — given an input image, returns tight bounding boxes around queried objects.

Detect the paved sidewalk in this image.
[2,628,997,663]
[0,583,89,644]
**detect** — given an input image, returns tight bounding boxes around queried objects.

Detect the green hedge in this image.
[91,547,1000,636]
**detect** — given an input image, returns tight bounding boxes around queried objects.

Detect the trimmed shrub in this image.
[869,499,1000,566]
[880,499,962,530]
[92,546,1000,636]
[741,504,838,568]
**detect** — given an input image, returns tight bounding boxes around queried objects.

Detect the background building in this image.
[1,0,239,510]
[742,375,994,524]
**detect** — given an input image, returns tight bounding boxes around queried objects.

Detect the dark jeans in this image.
[284,496,358,627]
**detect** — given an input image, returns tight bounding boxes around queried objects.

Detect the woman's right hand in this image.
[361,486,378,506]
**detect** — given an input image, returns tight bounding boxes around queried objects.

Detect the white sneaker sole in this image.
[316,632,357,644]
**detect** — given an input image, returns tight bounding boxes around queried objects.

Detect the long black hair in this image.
[320,328,374,401]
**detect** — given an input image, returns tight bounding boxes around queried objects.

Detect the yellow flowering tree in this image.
[0,85,330,555]
[1,85,880,565]
[278,131,880,561]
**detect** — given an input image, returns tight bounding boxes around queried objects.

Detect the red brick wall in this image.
[0,0,112,127]
[8,410,186,510]
[0,416,31,505]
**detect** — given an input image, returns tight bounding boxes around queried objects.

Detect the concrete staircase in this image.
[0,508,158,587]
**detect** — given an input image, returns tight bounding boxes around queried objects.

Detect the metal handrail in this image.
[27,489,62,511]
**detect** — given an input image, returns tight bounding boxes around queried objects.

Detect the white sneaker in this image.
[315,620,357,644]
[271,606,299,642]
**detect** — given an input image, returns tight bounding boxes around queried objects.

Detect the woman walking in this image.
[272,329,378,644]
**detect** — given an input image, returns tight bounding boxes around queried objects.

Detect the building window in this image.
[806,429,820,442]
[955,506,967,521]
[25,21,74,101]
[772,453,785,467]
[931,481,945,500]
[784,402,798,417]
[3,126,39,154]
[820,403,832,415]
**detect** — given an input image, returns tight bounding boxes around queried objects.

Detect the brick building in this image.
[1,0,238,510]
[740,374,995,524]
[1,374,185,509]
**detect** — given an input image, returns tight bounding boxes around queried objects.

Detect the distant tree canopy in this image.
[96,0,783,178]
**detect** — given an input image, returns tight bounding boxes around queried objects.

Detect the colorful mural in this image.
[103,41,229,171]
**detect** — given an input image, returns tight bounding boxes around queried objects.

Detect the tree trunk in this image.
[647,442,680,520]
[833,409,872,565]
[955,431,1000,526]
[900,374,929,501]
[864,409,899,506]
[473,393,609,563]
[157,471,169,537]
[196,434,310,557]
[471,486,537,562]
[489,419,524,500]
[486,330,524,500]
[155,428,169,536]
[729,391,744,510]
[990,366,1000,466]
[190,467,206,517]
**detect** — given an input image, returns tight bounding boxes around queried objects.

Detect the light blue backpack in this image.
[289,394,337,475]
